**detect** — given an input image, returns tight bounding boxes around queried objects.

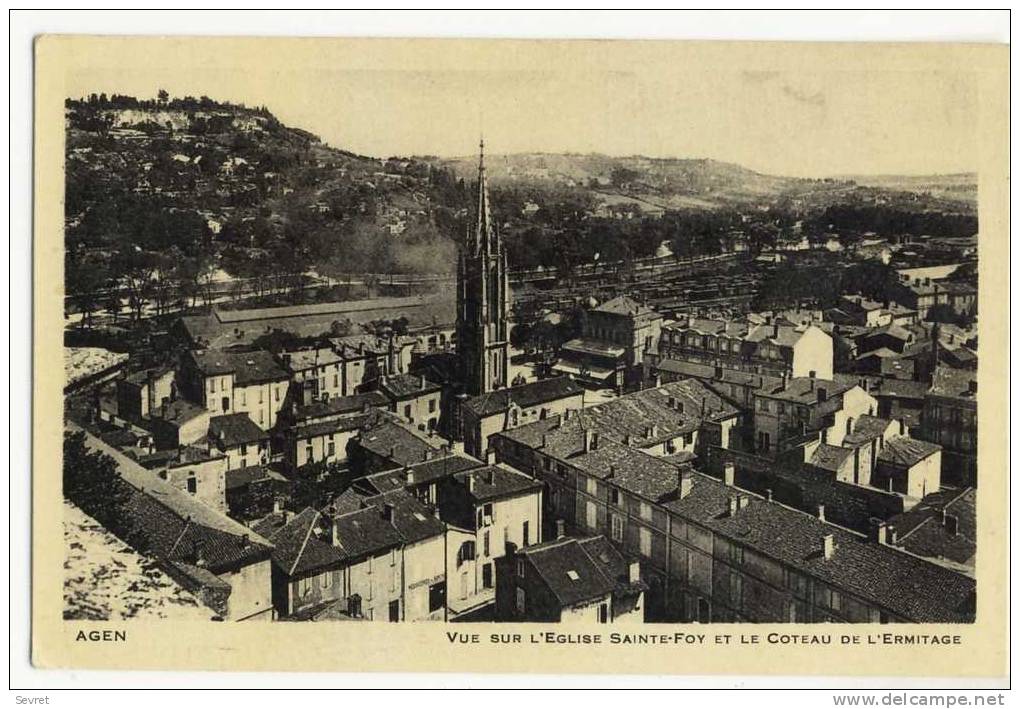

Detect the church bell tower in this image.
[456,140,511,396]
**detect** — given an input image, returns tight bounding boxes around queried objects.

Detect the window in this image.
[639,527,652,557]
[483,531,490,557]
[729,574,744,606]
[186,476,197,494]
[208,379,215,393]
[259,410,264,426]
[522,521,530,547]
[428,582,445,613]
[598,603,609,624]
[404,404,412,420]
[516,559,525,577]
[585,501,597,530]
[390,548,397,567]
[610,489,621,506]
[639,502,652,521]
[429,398,436,413]
[515,587,527,615]
[730,544,744,566]
[327,441,336,458]
[276,386,281,401]
[305,445,313,462]
[366,579,373,601]
[322,571,332,589]
[367,556,373,575]
[241,443,248,456]
[240,390,246,406]
[299,577,310,597]
[611,514,624,543]
[585,477,597,496]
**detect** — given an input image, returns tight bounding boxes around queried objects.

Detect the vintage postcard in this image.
[32,35,1008,678]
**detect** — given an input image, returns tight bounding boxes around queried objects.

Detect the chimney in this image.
[667,396,676,409]
[738,495,750,510]
[871,519,889,545]
[816,387,827,403]
[564,408,574,421]
[583,429,594,453]
[628,561,640,584]
[505,541,518,556]
[591,432,600,450]
[727,496,739,517]
[381,503,394,522]
[944,513,959,536]
[192,539,206,566]
[765,488,773,502]
[404,467,414,485]
[816,504,826,522]
[273,498,283,514]
[888,526,898,544]
[723,462,735,486]
[486,468,496,485]
[555,519,566,539]
[822,534,835,560]
[241,534,251,549]
[468,476,475,494]
[678,469,693,499]
[485,448,496,465]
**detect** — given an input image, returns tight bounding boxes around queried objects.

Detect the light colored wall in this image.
[202,374,235,415]
[792,326,834,379]
[473,490,542,598]
[233,380,288,430]
[395,391,442,431]
[403,535,446,621]
[347,551,401,622]
[223,558,274,621]
[294,428,359,468]
[220,440,269,471]
[165,455,228,513]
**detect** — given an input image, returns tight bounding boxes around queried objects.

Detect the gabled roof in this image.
[878,437,942,467]
[595,295,659,318]
[209,413,268,448]
[257,508,345,578]
[808,443,854,473]
[356,420,445,467]
[453,464,543,503]
[464,376,582,417]
[522,535,641,608]
[843,415,896,447]
[758,377,855,405]
[379,373,442,400]
[293,391,389,422]
[929,366,977,401]
[189,349,288,386]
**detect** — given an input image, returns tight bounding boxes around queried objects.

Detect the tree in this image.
[157,89,169,105]
[63,431,132,533]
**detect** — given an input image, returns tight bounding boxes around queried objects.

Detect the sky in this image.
[61,38,979,178]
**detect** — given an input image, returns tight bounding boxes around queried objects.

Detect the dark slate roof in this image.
[360,489,446,545]
[872,379,928,401]
[151,398,208,425]
[571,441,682,502]
[658,471,974,623]
[379,373,441,400]
[464,376,582,417]
[356,420,445,467]
[809,444,854,473]
[522,535,640,608]
[878,437,942,467]
[209,413,268,448]
[359,454,482,494]
[888,488,976,570]
[929,366,977,401]
[190,349,289,385]
[655,358,783,391]
[294,391,389,422]
[330,505,406,560]
[257,508,346,578]
[454,464,544,503]
[595,295,659,317]
[758,377,855,404]
[292,412,379,441]
[74,426,273,575]
[225,465,285,491]
[843,415,895,447]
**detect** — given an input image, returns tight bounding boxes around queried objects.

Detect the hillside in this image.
[64,92,978,317]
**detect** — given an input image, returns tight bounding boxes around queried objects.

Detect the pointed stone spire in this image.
[474,137,495,255]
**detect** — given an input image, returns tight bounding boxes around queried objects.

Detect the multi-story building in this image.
[456,140,511,396]
[180,349,290,430]
[277,391,388,471]
[494,534,645,623]
[554,295,663,391]
[460,375,584,459]
[74,427,275,621]
[437,464,543,610]
[751,377,877,457]
[379,373,443,432]
[279,347,346,404]
[490,420,975,623]
[255,490,447,621]
[207,413,270,471]
[919,366,978,486]
[657,316,833,380]
[116,366,176,422]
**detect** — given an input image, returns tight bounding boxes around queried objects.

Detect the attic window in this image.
[566,570,580,581]
[413,512,427,522]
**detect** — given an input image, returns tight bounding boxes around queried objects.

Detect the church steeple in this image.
[456,139,511,396]
[473,137,495,256]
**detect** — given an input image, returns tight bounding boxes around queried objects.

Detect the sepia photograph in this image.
[20,18,1009,686]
